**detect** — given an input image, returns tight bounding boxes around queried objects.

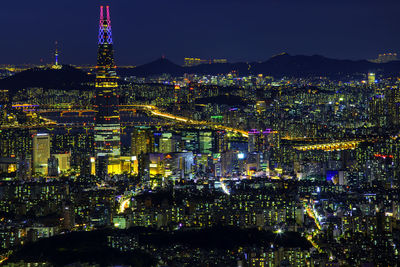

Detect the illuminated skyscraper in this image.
[199,131,213,154]
[248,129,262,153]
[174,84,181,112]
[47,156,59,177]
[94,5,121,158]
[368,72,376,85]
[131,128,154,157]
[33,133,51,175]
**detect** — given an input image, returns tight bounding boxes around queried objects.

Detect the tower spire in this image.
[94,4,121,161]
[52,41,62,69]
[98,6,113,45]
[55,41,59,65]
[96,5,117,88]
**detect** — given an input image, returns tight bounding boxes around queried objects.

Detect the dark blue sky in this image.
[1,0,399,65]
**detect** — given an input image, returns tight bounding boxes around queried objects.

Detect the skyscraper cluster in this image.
[0,3,399,267]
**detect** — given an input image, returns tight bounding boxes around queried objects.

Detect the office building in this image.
[33,133,51,175]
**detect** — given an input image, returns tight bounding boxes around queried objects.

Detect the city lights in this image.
[0,1,398,266]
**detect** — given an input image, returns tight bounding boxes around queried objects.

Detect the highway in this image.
[304,201,324,253]
[135,104,249,137]
[22,105,249,138]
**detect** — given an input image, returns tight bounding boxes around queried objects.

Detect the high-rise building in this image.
[368,72,376,85]
[174,84,181,112]
[370,84,387,128]
[16,156,31,181]
[131,128,153,157]
[248,129,262,153]
[62,203,75,231]
[33,133,51,175]
[213,130,227,153]
[79,155,96,177]
[159,133,175,154]
[54,152,71,173]
[47,156,59,177]
[199,131,213,154]
[94,5,121,158]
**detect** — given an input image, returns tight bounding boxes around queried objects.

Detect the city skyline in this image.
[1,0,399,65]
[1,1,400,266]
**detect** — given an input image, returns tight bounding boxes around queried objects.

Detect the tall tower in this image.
[52,41,62,69]
[94,5,121,159]
[55,41,59,66]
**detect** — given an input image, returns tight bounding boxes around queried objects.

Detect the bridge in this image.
[59,110,96,117]
[293,140,363,152]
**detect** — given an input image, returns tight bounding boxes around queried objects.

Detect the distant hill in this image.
[189,61,251,75]
[120,53,400,78]
[118,57,185,77]
[252,53,388,77]
[119,57,251,77]
[0,65,94,92]
[2,55,400,91]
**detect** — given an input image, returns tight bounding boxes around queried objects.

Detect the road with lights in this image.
[26,104,249,137]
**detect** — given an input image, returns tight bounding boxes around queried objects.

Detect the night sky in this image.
[1,0,399,65]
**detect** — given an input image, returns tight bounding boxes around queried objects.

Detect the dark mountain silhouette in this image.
[0,65,94,92]
[118,57,250,77]
[120,53,400,78]
[252,53,383,76]
[2,55,400,91]
[189,62,251,75]
[118,57,185,77]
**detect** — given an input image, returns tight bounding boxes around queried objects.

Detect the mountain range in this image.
[2,53,400,92]
[119,53,400,78]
